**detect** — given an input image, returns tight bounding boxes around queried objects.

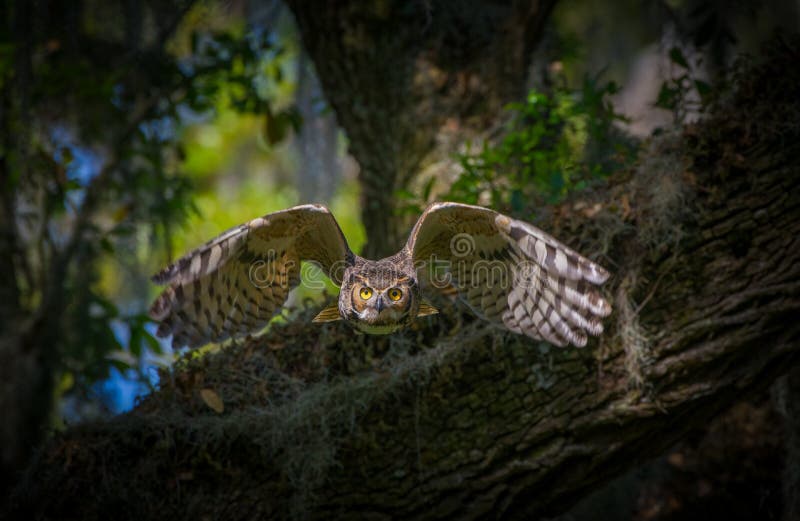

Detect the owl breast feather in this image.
[352,322,405,335]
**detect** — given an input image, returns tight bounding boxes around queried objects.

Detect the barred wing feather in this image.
[149,204,352,349]
[407,202,611,347]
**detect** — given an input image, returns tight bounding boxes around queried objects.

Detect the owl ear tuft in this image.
[313,304,342,323]
[417,301,439,317]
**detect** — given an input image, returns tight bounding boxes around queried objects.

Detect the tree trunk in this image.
[6,38,800,521]
[285,0,558,258]
[0,0,58,495]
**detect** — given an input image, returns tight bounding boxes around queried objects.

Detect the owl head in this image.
[312,261,438,334]
[342,265,419,334]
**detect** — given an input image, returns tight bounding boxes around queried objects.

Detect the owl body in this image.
[150,202,612,349]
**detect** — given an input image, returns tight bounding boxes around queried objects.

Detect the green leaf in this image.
[422,176,436,201]
[394,189,416,200]
[669,47,689,69]
[510,189,524,213]
[99,237,115,253]
[129,326,142,357]
[264,109,290,145]
[143,331,162,355]
[694,79,711,96]
[655,83,679,110]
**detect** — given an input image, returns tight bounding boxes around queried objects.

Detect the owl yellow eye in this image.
[388,288,403,301]
[359,287,373,300]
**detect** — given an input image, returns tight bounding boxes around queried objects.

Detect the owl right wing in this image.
[149,204,353,349]
[407,202,611,347]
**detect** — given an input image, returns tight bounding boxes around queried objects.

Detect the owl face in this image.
[343,274,417,334]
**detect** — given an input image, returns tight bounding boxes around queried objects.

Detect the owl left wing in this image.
[407,202,611,347]
[149,204,352,349]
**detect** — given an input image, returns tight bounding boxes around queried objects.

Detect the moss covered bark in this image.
[5,39,800,521]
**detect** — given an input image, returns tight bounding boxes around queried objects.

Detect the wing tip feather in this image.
[584,263,611,285]
[591,293,613,317]
[151,265,176,285]
[572,331,588,348]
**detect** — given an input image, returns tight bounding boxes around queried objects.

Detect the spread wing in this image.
[149,204,352,349]
[407,202,611,347]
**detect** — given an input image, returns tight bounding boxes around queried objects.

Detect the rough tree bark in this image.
[285,0,557,258]
[5,39,799,520]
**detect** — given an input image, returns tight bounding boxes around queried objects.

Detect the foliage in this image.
[1,2,299,418]
[402,77,632,219]
[655,47,714,124]
[186,28,302,144]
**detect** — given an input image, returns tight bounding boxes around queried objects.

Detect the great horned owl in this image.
[150,202,611,349]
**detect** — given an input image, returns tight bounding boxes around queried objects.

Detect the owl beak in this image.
[375,298,385,313]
